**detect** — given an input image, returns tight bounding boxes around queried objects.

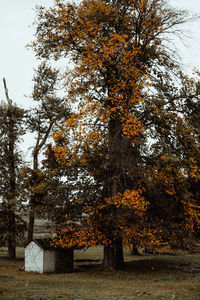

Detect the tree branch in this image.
[3,78,12,108]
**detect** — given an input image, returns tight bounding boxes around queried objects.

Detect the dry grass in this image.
[0,246,200,299]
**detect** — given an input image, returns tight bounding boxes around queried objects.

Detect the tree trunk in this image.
[188,228,194,253]
[7,245,16,260]
[27,210,35,243]
[115,238,125,269]
[7,210,16,259]
[103,245,116,271]
[5,81,16,260]
[27,152,38,242]
[131,240,140,255]
[131,246,140,255]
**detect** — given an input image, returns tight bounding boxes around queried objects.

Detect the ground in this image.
[0,246,200,299]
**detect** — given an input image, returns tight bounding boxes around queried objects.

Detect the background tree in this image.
[26,62,71,242]
[0,79,26,259]
[141,67,200,251]
[32,0,200,270]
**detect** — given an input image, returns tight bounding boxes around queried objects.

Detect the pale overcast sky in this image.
[0,0,200,109]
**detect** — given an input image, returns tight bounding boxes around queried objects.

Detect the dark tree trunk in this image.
[27,152,38,242]
[7,210,16,259]
[115,238,125,269]
[103,245,116,271]
[27,210,35,243]
[7,245,16,260]
[103,239,125,271]
[103,117,125,271]
[131,246,140,255]
[188,228,194,253]
[7,97,16,260]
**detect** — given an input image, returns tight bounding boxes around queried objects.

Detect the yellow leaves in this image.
[51,218,107,249]
[50,187,150,249]
[188,158,200,182]
[153,167,179,196]
[165,188,175,196]
[101,33,129,59]
[121,115,145,140]
[110,33,128,44]
[146,81,151,87]
[105,188,148,213]
[65,113,80,129]
[161,155,166,160]
[181,193,200,229]
[122,222,162,250]
[54,131,62,142]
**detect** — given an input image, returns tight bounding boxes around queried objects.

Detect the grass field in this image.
[0,246,200,299]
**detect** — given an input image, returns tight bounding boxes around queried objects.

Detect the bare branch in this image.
[3,78,12,108]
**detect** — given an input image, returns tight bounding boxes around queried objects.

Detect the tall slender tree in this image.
[26,62,70,242]
[0,79,26,259]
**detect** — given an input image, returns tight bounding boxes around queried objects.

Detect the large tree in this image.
[0,79,26,259]
[32,0,200,269]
